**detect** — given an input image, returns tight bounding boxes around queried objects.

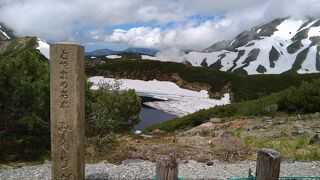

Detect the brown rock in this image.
[229,119,253,129]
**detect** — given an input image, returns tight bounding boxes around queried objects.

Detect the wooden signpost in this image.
[50,43,85,180]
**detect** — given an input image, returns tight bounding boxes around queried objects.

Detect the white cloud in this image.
[105,17,251,50]
[0,0,320,50]
[107,27,161,48]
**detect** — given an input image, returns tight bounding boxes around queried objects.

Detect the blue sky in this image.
[0,0,319,52]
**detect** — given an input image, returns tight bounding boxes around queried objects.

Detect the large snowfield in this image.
[88,76,230,117]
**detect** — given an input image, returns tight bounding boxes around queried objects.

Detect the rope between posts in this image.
[227,176,320,180]
[153,176,320,180]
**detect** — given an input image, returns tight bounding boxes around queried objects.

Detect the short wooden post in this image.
[50,43,85,180]
[256,148,281,180]
[156,152,178,180]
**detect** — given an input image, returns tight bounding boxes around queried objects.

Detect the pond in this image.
[133,96,176,131]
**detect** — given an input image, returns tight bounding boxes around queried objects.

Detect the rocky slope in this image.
[181,18,320,75]
[1,113,320,179]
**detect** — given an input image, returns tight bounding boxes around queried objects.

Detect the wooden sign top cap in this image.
[51,42,84,47]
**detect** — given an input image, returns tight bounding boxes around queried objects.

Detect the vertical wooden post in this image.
[50,42,85,180]
[256,148,281,180]
[156,152,179,180]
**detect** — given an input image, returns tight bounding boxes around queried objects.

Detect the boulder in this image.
[291,130,306,136]
[224,122,231,127]
[210,118,222,124]
[309,134,320,145]
[149,129,166,136]
[140,134,153,140]
[274,120,286,125]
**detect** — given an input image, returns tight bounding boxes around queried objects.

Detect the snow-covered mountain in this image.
[181,18,320,75]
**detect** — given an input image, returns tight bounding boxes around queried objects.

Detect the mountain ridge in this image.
[86,47,159,57]
[180,17,320,75]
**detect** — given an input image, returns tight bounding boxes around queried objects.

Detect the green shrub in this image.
[0,50,50,161]
[86,81,141,137]
[0,50,142,162]
[278,78,320,113]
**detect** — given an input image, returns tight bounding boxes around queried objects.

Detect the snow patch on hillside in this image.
[36,38,50,59]
[298,45,318,74]
[141,55,160,60]
[0,29,10,39]
[88,76,230,117]
[308,26,320,38]
[106,55,121,59]
[272,19,303,39]
[145,93,230,117]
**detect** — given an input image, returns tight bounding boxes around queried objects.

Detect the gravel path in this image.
[0,160,320,180]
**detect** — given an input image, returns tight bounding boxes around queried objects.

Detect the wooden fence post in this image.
[256,148,281,180]
[156,152,178,180]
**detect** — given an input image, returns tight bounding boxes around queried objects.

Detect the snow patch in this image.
[0,29,10,39]
[308,26,320,38]
[272,19,303,39]
[88,76,231,117]
[145,93,230,117]
[298,46,318,74]
[106,55,122,59]
[141,55,160,60]
[257,28,261,33]
[36,38,50,59]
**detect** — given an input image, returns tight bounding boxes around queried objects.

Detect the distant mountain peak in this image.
[86,47,159,57]
[86,48,116,56]
[123,47,159,56]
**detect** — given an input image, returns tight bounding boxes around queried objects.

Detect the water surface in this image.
[133,97,176,131]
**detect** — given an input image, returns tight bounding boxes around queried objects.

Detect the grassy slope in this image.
[86,59,320,102]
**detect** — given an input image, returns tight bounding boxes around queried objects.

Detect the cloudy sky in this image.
[0,0,320,51]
